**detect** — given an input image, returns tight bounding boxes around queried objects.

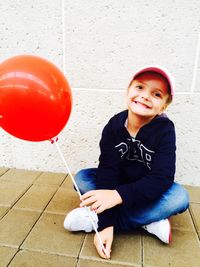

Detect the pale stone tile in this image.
[22,213,85,257]
[77,259,132,267]
[34,172,66,186]
[80,232,141,266]
[0,246,17,267]
[9,250,77,267]
[13,184,58,212]
[0,167,8,176]
[170,209,195,231]
[45,187,79,215]
[0,181,30,206]
[185,185,200,203]
[0,169,41,185]
[143,230,200,267]
[61,175,74,188]
[0,209,40,247]
[0,206,9,219]
[190,203,200,232]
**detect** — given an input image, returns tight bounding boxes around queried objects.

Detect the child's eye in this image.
[136,85,143,90]
[154,92,162,98]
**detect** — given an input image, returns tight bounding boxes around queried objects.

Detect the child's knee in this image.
[181,187,190,211]
[74,170,87,192]
[73,168,97,194]
[74,169,85,183]
[174,184,190,212]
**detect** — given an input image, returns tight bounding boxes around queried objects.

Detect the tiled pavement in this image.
[0,168,200,267]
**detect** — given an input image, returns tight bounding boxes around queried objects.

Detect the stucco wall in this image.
[0,0,200,185]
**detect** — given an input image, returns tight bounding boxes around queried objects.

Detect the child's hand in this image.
[94,226,113,259]
[80,189,122,213]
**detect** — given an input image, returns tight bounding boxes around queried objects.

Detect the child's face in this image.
[127,73,169,120]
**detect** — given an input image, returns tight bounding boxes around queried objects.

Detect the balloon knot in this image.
[50,137,59,144]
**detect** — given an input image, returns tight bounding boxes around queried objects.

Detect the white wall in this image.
[0,0,200,185]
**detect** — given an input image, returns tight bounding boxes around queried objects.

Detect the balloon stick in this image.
[52,138,109,258]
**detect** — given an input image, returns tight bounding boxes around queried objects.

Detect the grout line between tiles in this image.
[141,232,144,267]
[34,173,68,188]
[30,171,44,183]
[6,248,20,267]
[0,168,10,177]
[190,200,200,204]
[188,206,200,241]
[0,243,18,249]
[0,184,33,221]
[78,255,135,266]
[10,246,80,259]
[0,206,12,220]
[60,173,69,186]
[0,171,43,220]
[76,233,87,264]
[6,247,79,267]
[75,258,79,267]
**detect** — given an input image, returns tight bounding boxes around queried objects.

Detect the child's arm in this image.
[95,118,122,230]
[80,190,122,259]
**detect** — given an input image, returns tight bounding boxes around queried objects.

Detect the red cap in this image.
[132,66,175,98]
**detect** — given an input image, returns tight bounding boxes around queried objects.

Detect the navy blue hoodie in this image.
[96,110,176,231]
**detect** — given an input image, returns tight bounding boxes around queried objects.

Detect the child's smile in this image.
[133,100,152,109]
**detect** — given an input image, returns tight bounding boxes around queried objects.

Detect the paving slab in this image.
[80,232,141,266]
[22,212,85,257]
[13,184,58,212]
[0,206,9,219]
[34,171,66,186]
[143,229,200,267]
[9,250,77,267]
[190,203,200,237]
[45,186,80,215]
[0,167,9,176]
[77,258,135,267]
[0,209,40,247]
[0,246,17,267]
[170,209,195,231]
[0,181,31,207]
[0,169,41,185]
[61,175,74,188]
[185,185,200,203]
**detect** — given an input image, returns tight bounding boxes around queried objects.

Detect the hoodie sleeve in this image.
[96,119,121,231]
[116,123,176,208]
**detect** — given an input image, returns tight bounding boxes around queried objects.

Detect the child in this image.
[64,66,189,259]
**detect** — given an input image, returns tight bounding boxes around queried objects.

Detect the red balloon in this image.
[0,55,72,141]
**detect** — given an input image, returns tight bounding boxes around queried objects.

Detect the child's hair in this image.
[128,71,173,105]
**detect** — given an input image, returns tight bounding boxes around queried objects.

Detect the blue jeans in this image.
[74,168,189,232]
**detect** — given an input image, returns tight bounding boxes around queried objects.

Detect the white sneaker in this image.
[64,207,98,233]
[142,219,172,244]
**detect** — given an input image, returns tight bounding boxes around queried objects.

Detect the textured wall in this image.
[0,0,200,185]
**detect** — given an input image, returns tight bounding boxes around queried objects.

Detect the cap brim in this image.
[133,66,175,97]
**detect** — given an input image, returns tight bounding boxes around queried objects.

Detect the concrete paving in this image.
[0,168,199,267]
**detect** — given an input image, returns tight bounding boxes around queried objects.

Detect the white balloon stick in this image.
[53,139,109,258]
